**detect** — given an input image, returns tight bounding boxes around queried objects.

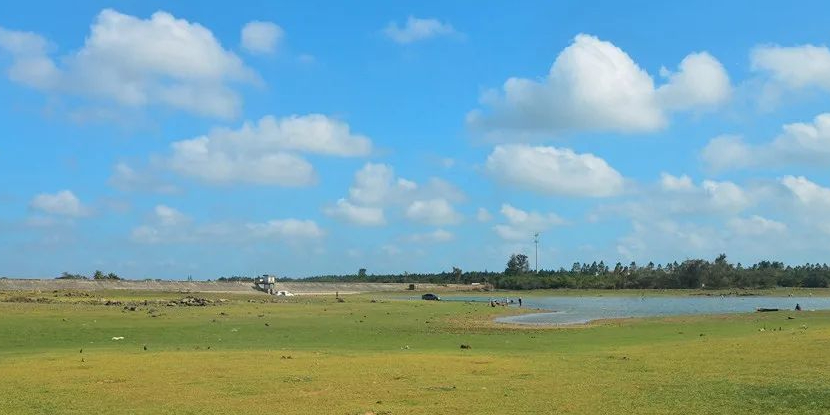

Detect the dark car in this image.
[421,293,441,301]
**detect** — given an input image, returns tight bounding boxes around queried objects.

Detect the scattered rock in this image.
[177,296,211,306]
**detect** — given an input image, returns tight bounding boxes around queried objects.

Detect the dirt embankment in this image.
[0,279,478,295]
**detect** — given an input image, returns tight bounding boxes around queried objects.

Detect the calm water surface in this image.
[443,295,830,325]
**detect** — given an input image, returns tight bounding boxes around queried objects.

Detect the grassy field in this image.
[1,289,829,414]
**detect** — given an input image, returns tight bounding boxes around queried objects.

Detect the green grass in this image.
[1,290,829,414]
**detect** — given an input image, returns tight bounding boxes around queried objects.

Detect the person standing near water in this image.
[518,297,522,307]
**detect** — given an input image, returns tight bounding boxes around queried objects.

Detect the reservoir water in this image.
[443,295,830,325]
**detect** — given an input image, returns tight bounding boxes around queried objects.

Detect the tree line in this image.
[56,270,121,280]
[59,254,830,290]
[301,253,830,290]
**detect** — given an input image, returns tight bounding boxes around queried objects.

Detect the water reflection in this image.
[443,295,830,325]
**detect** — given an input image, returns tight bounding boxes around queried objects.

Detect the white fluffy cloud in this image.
[607,175,830,262]
[241,21,283,55]
[324,199,386,226]
[494,204,564,241]
[383,16,457,44]
[467,34,730,136]
[0,9,257,118]
[405,199,462,226]
[701,180,751,213]
[29,190,88,217]
[616,220,725,261]
[131,205,323,244]
[752,43,830,91]
[657,174,752,214]
[348,163,416,205]
[660,172,695,192]
[780,176,830,234]
[345,163,463,206]
[165,114,370,186]
[780,175,830,208]
[702,114,830,171]
[728,215,787,236]
[595,174,755,228]
[656,52,732,110]
[327,163,464,227]
[486,144,624,197]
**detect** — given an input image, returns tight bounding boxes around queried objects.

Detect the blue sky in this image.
[3,1,830,279]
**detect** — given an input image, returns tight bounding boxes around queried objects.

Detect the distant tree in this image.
[56,272,87,280]
[358,268,367,278]
[505,254,530,275]
[451,267,462,283]
[91,271,121,280]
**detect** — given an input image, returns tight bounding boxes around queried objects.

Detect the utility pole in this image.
[534,233,539,273]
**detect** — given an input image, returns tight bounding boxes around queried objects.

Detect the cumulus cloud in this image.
[702,180,751,213]
[656,52,732,110]
[727,215,787,236]
[164,114,370,186]
[406,229,454,243]
[467,34,730,136]
[780,175,830,208]
[131,205,323,244]
[702,114,830,171]
[0,9,257,119]
[751,44,830,94]
[241,21,283,55]
[29,190,89,217]
[327,163,464,227]
[485,144,624,197]
[346,163,463,206]
[324,199,386,226]
[660,173,695,192]
[476,207,493,222]
[383,16,458,44]
[606,174,830,262]
[405,199,462,226]
[594,174,756,227]
[780,176,830,234]
[348,163,417,205]
[494,204,565,241]
[616,220,725,261]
